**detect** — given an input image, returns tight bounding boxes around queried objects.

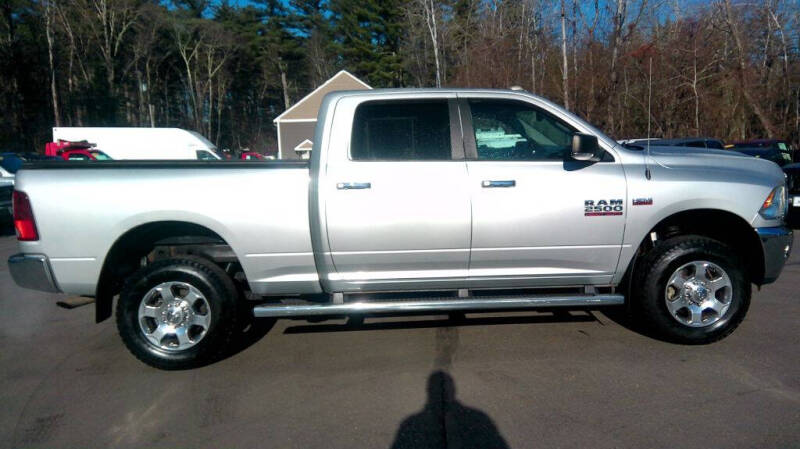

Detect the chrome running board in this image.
[252,294,624,318]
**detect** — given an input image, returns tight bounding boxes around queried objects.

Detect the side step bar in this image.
[253,294,624,318]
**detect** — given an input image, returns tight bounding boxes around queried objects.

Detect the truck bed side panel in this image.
[14,164,320,296]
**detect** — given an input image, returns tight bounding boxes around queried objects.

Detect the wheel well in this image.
[94,221,243,323]
[628,209,765,288]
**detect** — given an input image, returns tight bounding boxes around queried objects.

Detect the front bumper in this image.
[7,253,61,293]
[756,227,793,284]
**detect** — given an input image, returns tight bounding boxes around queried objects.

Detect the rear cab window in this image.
[350,100,453,161]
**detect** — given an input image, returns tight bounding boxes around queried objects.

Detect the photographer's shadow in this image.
[391,371,510,449]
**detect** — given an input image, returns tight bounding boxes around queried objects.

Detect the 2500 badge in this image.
[585,199,624,216]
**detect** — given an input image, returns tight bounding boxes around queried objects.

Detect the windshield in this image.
[196,150,220,160]
[90,150,112,160]
[188,131,217,151]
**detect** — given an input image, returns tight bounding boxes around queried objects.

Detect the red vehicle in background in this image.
[240,151,265,160]
[45,140,112,161]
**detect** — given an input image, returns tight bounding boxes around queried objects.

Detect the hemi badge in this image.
[633,198,653,206]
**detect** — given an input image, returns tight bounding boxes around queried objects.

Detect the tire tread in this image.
[632,235,750,344]
[116,256,239,370]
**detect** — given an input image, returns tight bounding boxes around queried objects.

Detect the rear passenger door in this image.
[322,96,472,292]
[460,96,627,287]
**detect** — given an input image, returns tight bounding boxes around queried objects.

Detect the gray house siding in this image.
[279,121,317,160]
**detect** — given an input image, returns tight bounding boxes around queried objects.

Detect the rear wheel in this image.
[116,256,240,369]
[632,235,750,344]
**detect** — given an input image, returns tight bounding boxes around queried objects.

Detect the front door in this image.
[323,97,471,291]
[460,97,627,287]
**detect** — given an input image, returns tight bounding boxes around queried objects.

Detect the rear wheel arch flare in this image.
[94,221,236,323]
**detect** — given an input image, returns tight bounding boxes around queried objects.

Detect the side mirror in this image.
[571,133,603,162]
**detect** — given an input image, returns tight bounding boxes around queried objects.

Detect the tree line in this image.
[1,0,798,154]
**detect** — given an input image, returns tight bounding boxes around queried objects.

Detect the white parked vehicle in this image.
[52,127,221,160]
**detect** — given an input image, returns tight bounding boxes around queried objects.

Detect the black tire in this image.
[116,256,240,369]
[632,235,751,344]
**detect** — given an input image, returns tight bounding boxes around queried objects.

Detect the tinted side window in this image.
[469,100,576,161]
[196,150,217,160]
[685,141,706,148]
[351,100,451,160]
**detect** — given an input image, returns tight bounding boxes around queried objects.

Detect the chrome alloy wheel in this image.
[664,260,733,328]
[138,281,211,351]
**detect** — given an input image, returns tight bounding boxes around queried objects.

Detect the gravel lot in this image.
[1,233,798,449]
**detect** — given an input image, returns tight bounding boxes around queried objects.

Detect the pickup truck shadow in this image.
[390,370,510,449]
[224,317,277,360]
[282,309,599,335]
[598,306,666,341]
[220,309,605,365]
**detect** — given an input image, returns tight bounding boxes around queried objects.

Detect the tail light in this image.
[13,191,39,241]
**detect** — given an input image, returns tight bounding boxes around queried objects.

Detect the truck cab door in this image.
[317,96,471,292]
[459,96,627,287]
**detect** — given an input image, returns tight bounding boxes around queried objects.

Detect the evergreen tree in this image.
[330,0,405,87]
[289,0,336,86]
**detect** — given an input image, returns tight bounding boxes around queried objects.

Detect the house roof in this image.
[274,70,371,123]
[294,139,313,152]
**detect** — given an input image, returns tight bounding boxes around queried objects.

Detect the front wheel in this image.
[632,235,751,344]
[116,256,240,369]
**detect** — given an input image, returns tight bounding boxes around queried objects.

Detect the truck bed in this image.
[15,160,319,296]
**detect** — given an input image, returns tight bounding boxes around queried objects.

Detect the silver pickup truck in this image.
[8,89,793,369]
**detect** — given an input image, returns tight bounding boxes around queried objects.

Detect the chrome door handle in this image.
[337,182,372,190]
[481,180,516,188]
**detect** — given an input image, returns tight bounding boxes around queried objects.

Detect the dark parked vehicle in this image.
[730,140,795,165]
[1,152,59,175]
[784,163,800,228]
[649,137,726,150]
[619,137,725,150]
[0,183,12,230]
[733,147,793,167]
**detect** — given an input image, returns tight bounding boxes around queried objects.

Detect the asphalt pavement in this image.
[1,234,798,449]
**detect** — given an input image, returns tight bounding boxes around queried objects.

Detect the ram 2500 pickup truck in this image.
[8,89,793,369]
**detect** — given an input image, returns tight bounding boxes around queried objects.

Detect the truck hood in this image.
[647,145,786,186]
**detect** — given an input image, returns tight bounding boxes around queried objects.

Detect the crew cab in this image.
[8,89,793,369]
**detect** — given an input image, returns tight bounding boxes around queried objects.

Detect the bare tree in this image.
[560,0,569,109]
[418,0,442,87]
[719,0,778,137]
[606,0,647,134]
[669,19,718,134]
[44,0,61,126]
[174,19,233,138]
[81,0,139,96]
